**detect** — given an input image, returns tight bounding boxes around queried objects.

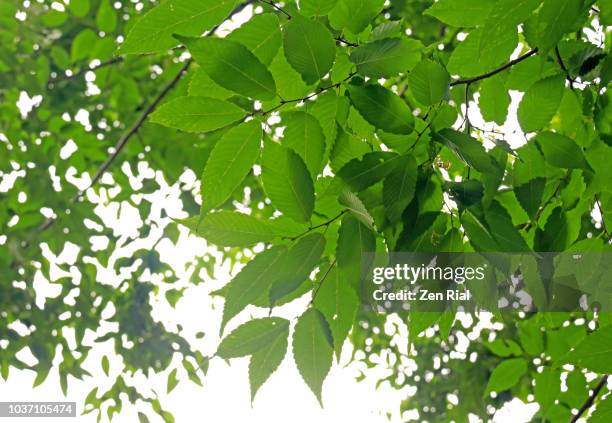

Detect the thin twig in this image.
[311,259,337,304]
[555,46,576,90]
[335,37,359,47]
[48,57,125,84]
[259,0,291,19]
[450,49,538,86]
[569,375,609,423]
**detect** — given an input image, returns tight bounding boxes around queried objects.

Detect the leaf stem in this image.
[259,0,292,19]
[288,210,347,241]
[554,46,576,90]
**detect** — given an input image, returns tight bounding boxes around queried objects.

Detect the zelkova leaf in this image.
[269,233,326,303]
[281,111,326,177]
[299,0,338,16]
[221,246,287,331]
[534,368,560,418]
[283,16,336,84]
[338,190,375,229]
[484,200,531,252]
[328,0,385,34]
[180,212,275,247]
[119,0,238,54]
[337,152,400,192]
[336,214,375,286]
[564,327,612,373]
[201,120,262,212]
[517,75,565,133]
[314,266,359,359]
[408,59,450,106]
[149,96,244,133]
[484,358,527,395]
[177,36,277,100]
[347,83,414,134]
[350,38,422,78]
[433,129,500,174]
[478,75,510,125]
[227,13,281,66]
[249,324,289,401]
[382,155,417,222]
[261,140,315,222]
[514,177,546,220]
[535,131,593,171]
[217,317,289,358]
[292,308,334,405]
[424,0,494,27]
[537,0,585,53]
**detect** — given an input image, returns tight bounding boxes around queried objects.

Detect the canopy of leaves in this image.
[2,0,611,422]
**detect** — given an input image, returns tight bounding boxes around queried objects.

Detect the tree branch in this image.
[259,0,291,19]
[569,375,609,423]
[48,57,125,85]
[335,37,359,47]
[555,46,576,90]
[450,48,538,86]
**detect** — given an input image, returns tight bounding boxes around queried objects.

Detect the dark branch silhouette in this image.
[569,375,609,423]
[450,49,538,86]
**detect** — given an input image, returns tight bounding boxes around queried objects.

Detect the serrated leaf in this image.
[292,308,334,404]
[347,83,415,134]
[269,233,326,303]
[221,246,287,331]
[281,111,325,177]
[227,13,281,66]
[424,0,494,27]
[537,0,585,53]
[515,177,546,220]
[517,75,565,133]
[336,214,375,288]
[119,0,237,54]
[408,59,450,106]
[590,396,612,423]
[178,36,276,100]
[283,16,336,84]
[350,38,422,78]
[445,180,484,207]
[181,212,275,247]
[330,127,370,173]
[217,317,289,358]
[313,266,359,359]
[433,129,500,174]
[300,0,339,16]
[478,75,510,125]
[149,96,244,133]
[337,152,399,192]
[249,322,289,401]
[535,131,593,171]
[383,155,417,222]
[484,358,527,395]
[564,328,612,373]
[201,120,262,211]
[338,190,375,229]
[328,0,385,34]
[484,200,531,251]
[188,67,232,99]
[261,140,315,222]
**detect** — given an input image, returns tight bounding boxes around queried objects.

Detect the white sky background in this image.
[7,3,611,423]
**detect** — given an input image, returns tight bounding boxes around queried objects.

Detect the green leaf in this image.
[217,317,289,358]
[149,96,244,133]
[281,111,326,177]
[330,127,371,173]
[300,0,339,16]
[535,131,593,171]
[338,190,375,229]
[433,129,500,174]
[564,328,612,373]
[283,16,336,84]
[138,412,150,423]
[119,0,238,54]
[101,356,109,376]
[445,180,484,207]
[515,177,546,220]
[534,368,560,417]
[537,0,585,53]
[347,83,414,134]
[447,27,518,78]
[201,120,262,212]
[68,0,90,17]
[336,214,375,286]
[96,0,116,33]
[182,212,275,247]
[350,38,422,78]
[188,67,233,99]
[590,396,612,423]
[292,308,334,404]
[484,358,527,395]
[517,75,565,133]
[424,0,494,27]
[337,152,399,192]
[221,247,287,330]
[534,207,571,251]
[269,233,326,303]
[382,155,417,222]
[484,200,531,251]
[478,75,510,125]
[178,36,277,100]
[408,59,450,106]
[328,0,385,34]
[227,13,281,66]
[71,29,97,62]
[261,140,315,222]
[249,322,289,401]
[314,266,359,358]
[166,369,179,394]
